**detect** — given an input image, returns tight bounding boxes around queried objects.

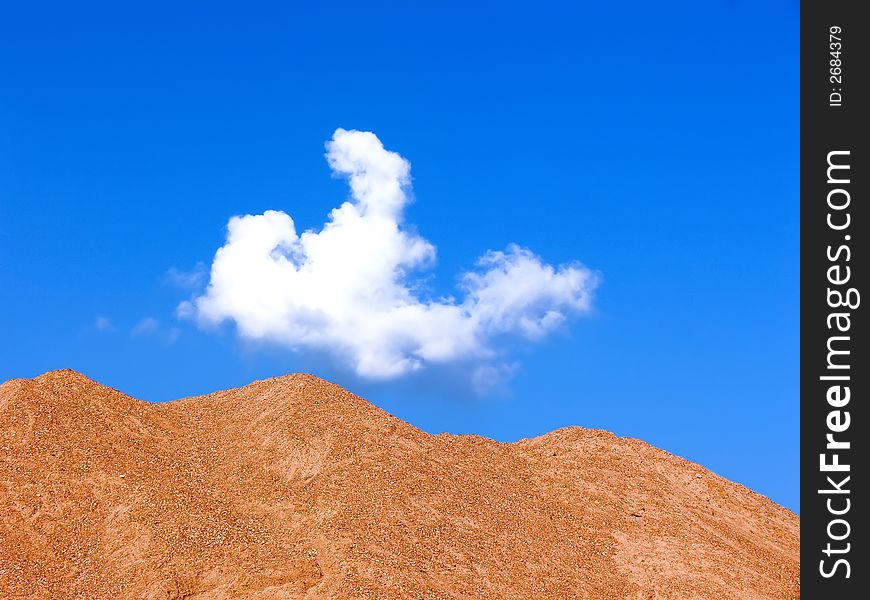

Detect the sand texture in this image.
[1,370,799,599]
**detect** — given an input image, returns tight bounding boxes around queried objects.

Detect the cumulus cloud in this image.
[185,129,598,379]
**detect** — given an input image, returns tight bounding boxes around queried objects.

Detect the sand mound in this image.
[0,370,798,599]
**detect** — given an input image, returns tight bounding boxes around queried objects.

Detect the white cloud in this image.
[186,128,599,379]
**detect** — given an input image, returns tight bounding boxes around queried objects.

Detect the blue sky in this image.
[0,1,799,511]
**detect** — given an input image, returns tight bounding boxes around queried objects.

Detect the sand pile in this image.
[1,370,798,599]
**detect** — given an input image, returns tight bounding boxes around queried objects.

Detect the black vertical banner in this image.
[801,1,867,597]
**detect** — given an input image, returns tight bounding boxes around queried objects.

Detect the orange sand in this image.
[0,370,799,599]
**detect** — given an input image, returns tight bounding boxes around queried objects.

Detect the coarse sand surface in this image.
[1,370,799,599]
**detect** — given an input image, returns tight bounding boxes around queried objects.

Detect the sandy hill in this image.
[0,370,798,599]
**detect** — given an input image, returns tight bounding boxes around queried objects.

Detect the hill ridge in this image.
[0,369,799,599]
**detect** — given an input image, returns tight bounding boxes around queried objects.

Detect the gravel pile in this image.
[1,370,799,599]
